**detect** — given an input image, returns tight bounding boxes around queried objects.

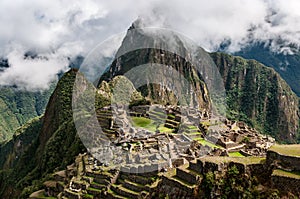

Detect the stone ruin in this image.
[83,103,276,176]
[30,145,300,199]
[29,104,283,199]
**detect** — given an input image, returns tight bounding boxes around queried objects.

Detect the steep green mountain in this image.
[0,68,147,198]
[234,43,300,96]
[0,69,85,198]
[0,59,55,143]
[211,52,299,143]
[0,86,54,143]
[0,55,85,143]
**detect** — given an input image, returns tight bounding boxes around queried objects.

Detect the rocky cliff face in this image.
[100,23,211,112]
[211,52,299,143]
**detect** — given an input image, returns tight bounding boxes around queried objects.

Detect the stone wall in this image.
[157,182,196,199]
[176,168,199,184]
[120,173,153,185]
[172,158,187,167]
[189,160,203,174]
[110,185,139,199]
[203,161,227,174]
[271,175,300,197]
[245,163,269,182]
[63,190,80,199]
[160,176,196,196]
[130,105,149,116]
[267,151,300,171]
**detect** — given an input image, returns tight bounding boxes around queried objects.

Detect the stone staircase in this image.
[107,172,159,199]
[147,108,166,121]
[183,125,202,140]
[96,108,117,137]
[96,107,132,140]
[83,169,119,197]
[164,113,180,130]
[161,160,202,197]
[53,154,120,199]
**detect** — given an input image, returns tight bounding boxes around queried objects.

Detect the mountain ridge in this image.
[233,42,300,96]
[211,52,299,143]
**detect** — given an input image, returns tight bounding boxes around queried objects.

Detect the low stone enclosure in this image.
[267,145,300,195]
[30,144,300,199]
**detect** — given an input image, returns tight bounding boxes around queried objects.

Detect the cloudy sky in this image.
[0,0,300,90]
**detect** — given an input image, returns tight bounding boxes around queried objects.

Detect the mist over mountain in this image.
[0,56,84,143]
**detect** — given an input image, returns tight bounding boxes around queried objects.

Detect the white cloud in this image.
[139,0,268,52]
[0,49,68,90]
[0,0,139,90]
[0,0,300,89]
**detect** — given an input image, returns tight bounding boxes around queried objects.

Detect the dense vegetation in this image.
[0,116,42,197]
[211,52,299,143]
[0,85,54,142]
[234,43,300,97]
[200,165,280,198]
[0,69,85,198]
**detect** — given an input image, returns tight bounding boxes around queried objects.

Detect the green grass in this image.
[196,138,222,149]
[187,125,198,130]
[186,132,201,135]
[131,117,173,133]
[228,152,245,157]
[269,144,300,157]
[272,169,300,179]
[83,194,94,199]
[131,117,152,127]
[158,126,173,133]
[200,120,210,126]
[167,114,175,119]
[87,187,102,192]
[231,125,240,131]
[201,156,265,165]
[114,184,139,195]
